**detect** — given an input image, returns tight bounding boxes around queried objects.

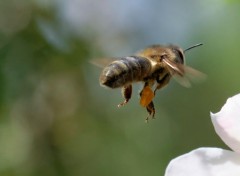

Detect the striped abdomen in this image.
[100,56,152,88]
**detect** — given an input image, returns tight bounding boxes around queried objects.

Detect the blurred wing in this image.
[183,65,207,83]
[162,57,185,76]
[90,58,118,68]
[173,74,192,88]
[162,58,206,88]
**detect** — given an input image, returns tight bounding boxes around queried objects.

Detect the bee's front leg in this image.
[118,84,132,108]
[145,101,155,122]
[154,74,171,94]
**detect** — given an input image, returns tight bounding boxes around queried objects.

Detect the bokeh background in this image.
[0,0,240,175]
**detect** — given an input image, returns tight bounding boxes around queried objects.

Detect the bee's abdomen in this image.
[100,56,151,88]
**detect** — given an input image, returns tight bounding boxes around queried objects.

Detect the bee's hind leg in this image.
[145,101,155,122]
[118,84,132,108]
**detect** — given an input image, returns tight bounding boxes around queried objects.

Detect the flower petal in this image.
[211,93,240,153]
[165,147,240,176]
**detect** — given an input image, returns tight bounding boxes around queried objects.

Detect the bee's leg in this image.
[154,74,171,95]
[118,84,132,108]
[145,101,155,122]
[154,83,166,95]
[139,82,154,107]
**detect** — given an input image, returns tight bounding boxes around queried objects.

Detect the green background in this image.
[0,0,239,175]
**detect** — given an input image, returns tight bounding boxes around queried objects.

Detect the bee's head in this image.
[169,43,203,65]
[169,45,185,64]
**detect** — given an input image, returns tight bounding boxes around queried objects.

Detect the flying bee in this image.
[94,43,205,122]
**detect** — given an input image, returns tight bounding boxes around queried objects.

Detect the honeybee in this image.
[95,43,205,122]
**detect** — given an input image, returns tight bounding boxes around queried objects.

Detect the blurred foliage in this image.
[226,0,240,3]
[0,0,240,176]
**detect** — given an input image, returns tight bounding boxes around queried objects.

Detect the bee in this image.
[95,43,205,122]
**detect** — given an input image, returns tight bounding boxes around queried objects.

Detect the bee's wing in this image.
[90,58,118,68]
[162,58,206,88]
[172,73,192,88]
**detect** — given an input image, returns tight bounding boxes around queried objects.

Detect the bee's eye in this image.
[172,49,184,64]
[177,51,184,64]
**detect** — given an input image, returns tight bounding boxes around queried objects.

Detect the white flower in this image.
[165,93,240,176]
[211,94,240,153]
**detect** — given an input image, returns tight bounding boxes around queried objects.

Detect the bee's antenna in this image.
[184,43,203,53]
